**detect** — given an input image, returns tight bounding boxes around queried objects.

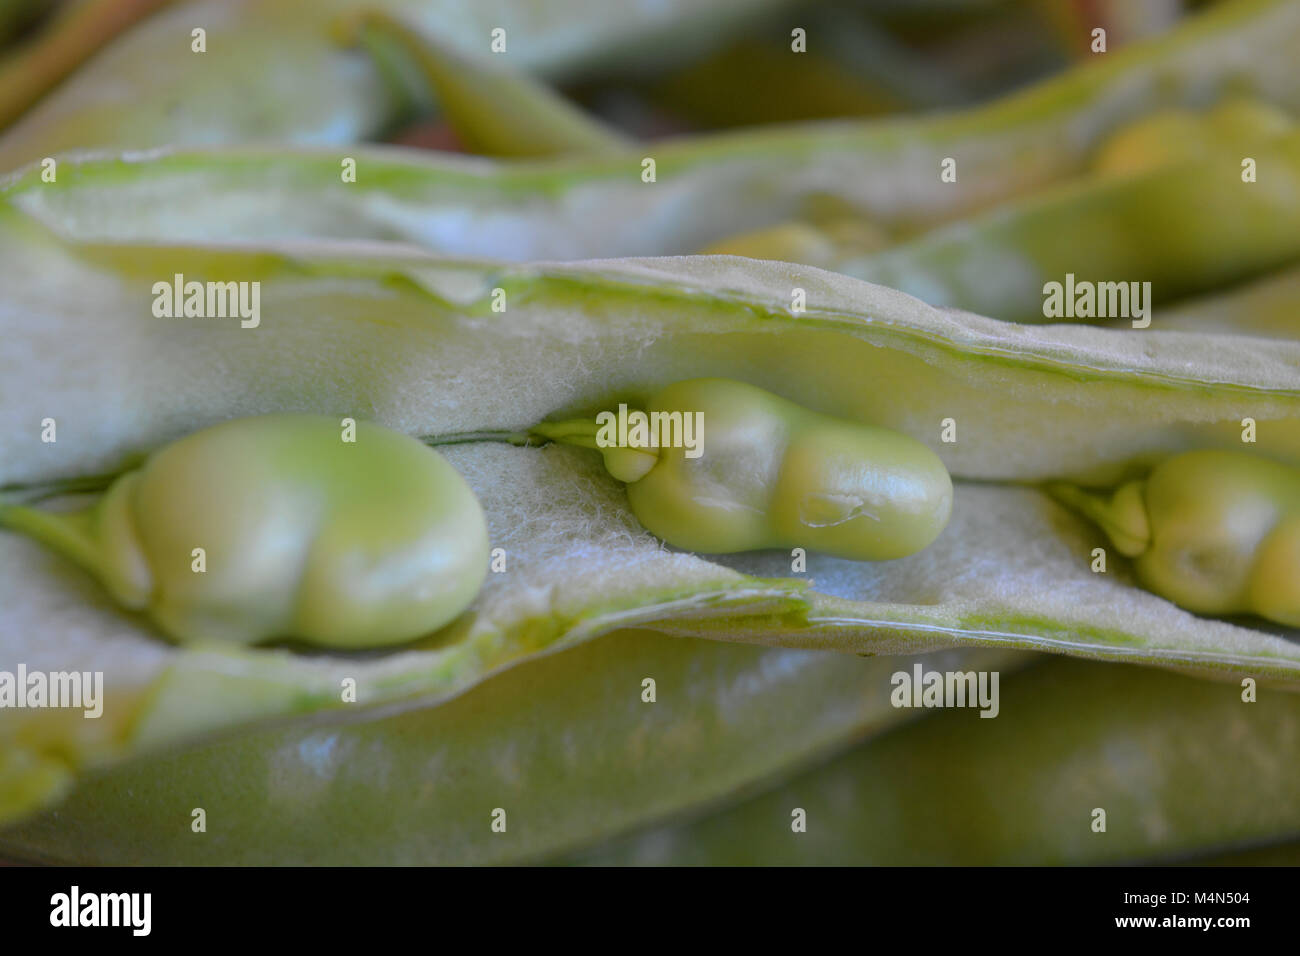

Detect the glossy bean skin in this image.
[0,415,489,647]
[696,218,890,270]
[1137,451,1300,626]
[1054,450,1300,626]
[620,379,952,560]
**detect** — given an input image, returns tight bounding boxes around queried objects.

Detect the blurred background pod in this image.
[0,0,789,170]
[568,657,1300,865]
[6,0,1300,256]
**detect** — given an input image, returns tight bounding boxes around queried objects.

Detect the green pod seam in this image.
[0,414,490,648]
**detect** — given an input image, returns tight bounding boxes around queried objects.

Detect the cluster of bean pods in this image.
[1,0,1298,866]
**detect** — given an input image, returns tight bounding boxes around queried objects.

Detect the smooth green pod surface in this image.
[0,633,1023,864]
[0,414,490,648]
[570,658,1300,865]
[1051,449,1300,626]
[611,379,952,560]
[354,10,632,158]
[1145,264,1300,339]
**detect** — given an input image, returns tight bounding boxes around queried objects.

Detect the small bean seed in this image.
[1091,97,1293,177]
[534,378,953,561]
[1050,450,1300,626]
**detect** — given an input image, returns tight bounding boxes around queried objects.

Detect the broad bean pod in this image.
[5,225,1300,858]
[571,658,1300,865]
[352,10,631,158]
[0,414,490,648]
[841,126,1300,324]
[1050,450,1300,626]
[7,0,1300,251]
[1149,264,1300,339]
[0,0,774,171]
[0,631,1024,863]
[699,96,1294,270]
[6,0,1300,872]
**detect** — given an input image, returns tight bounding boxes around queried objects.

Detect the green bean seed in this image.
[842,128,1300,324]
[0,415,489,647]
[698,219,890,270]
[534,378,953,561]
[1091,97,1293,177]
[1050,450,1300,626]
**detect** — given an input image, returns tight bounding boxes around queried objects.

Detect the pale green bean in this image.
[531,378,952,560]
[1050,449,1300,626]
[0,414,490,647]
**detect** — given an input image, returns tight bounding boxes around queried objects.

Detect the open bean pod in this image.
[4,0,1300,866]
[2,207,1299,856]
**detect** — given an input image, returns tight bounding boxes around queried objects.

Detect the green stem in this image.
[1044,480,1150,557]
[0,503,101,577]
[420,420,608,450]
[420,429,536,448]
[422,416,658,482]
[0,471,119,505]
[526,418,605,449]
